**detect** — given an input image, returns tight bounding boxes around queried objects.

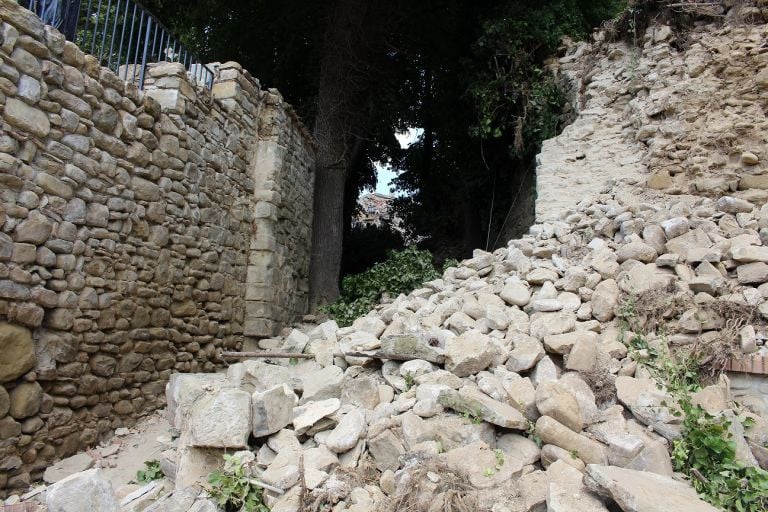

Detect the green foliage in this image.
[322,247,442,326]
[468,0,626,154]
[208,454,269,512]
[403,372,415,391]
[493,449,505,469]
[136,460,163,483]
[619,296,768,511]
[619,295,701,395]
[672,400,768,512]
[461,409,484,425]
[527,420,542,447]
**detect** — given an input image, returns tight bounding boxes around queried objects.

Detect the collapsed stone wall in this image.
[0,0,314,495]
[536,8,768,222]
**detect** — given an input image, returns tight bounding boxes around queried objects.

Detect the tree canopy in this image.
[144,0,626,303]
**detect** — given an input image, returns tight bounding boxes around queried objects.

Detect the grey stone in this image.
[15,210,53,244]
[439,385,528,429]
[252,384,298,438]
[325,409,366,453]
[43,453,95,484]
[536,416,607,464]
[585,465,720,512]
[189,389,251,448]
[444,330,494,377]
[2,97,49,137]
[0,322,36,382]
[293,398,340,434]
[46,469,119,512]
[535,381,584,432]
[8,381,43,419]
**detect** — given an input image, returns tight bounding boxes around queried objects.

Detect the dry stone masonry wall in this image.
[0,0,314,496]
[536,8,768,222]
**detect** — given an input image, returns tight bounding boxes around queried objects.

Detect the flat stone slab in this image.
[585,465,720,512]
[43,453,94,484]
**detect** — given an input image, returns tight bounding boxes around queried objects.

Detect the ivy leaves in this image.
[672,400,768,512]
[322,247,447,326]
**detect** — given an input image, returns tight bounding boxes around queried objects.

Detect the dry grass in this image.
[579,368,617,406]
[620,286,764,381]
[375,461,479,512]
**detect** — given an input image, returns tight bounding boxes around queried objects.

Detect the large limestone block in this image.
[300,365,344,404]
[252,384,298,438]
[165,373,226,429]
[535,381,584,432]
[325,409,367,453]
[444,330,493,377]
[591,279,619,322]
[9,381,43,418]
[189,389,251,448]
[174,446,222,490]
[585,465,720,512]
[3,97,50,137]
[439,385,528,429]
[536,416,607,465]
[46,469,119,512]
[0,322,36,382]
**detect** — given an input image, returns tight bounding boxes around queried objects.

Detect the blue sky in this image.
[374,129,422,195]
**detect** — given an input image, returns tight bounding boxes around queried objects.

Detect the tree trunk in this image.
[308,0,371,308]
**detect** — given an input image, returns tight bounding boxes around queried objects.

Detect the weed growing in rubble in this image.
[672,399,768,512]
[136,460,163,483]
[403,372,416,391]
[526,420,542,447]
[493,449,505,469]
[461,409,484,425]
[618,295,768,511]
[208,454,269,512]
[321,247,443,326]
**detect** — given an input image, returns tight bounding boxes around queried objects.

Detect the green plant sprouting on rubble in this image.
[208,454,270,512]
[619,295,768,512]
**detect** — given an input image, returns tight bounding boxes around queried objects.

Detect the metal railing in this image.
[20,0,214,89]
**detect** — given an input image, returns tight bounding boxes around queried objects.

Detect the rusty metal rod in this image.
[221,351,314,359]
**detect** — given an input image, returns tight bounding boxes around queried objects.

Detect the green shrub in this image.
[322,247,443,326]
[208,454,269,512]
[136,460,163,483]
[672,400,768,512]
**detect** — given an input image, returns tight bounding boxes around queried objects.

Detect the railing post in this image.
[139,16,151,90]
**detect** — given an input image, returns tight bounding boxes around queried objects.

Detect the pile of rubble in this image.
[39,189,768,511]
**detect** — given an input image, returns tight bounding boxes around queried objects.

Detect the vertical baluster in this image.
[151,20,159,61]
[89,0,103,54]
[116,0,130,75]
[157,29,165,61]
[107,0,121,70]
[139,17,152,90]
[132,10,145,84]
[123,3,137,80]
[98,0,112,63]
[81,0,94,48]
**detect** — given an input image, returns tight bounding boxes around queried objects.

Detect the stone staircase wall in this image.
[0,0,314,495]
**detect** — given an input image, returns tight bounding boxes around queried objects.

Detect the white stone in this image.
[46,469,119,512]
[252,384,298,437]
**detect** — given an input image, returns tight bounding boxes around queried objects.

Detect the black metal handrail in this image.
[20,0,214,90]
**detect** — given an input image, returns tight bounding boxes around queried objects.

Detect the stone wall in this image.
[535,9,768,222]
[0,0,314,495]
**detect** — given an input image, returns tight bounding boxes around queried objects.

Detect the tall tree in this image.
[143,0,626,301]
